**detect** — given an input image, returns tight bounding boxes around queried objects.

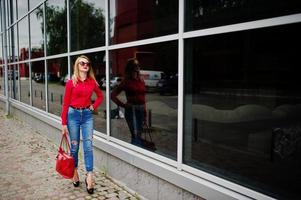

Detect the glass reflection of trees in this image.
[37,0,105,53]
[30,5,44,59]
[70,0,105,51]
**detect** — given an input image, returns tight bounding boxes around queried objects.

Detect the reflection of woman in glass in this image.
[111,58,146,146]
[61,55,103,194]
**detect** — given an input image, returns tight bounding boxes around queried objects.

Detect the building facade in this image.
[1,0,301,199]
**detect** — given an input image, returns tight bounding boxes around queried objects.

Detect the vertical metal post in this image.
[2,0,10,115]
[16,0,21,101]
[67,0,71,80]
[9,0,16,100]
[43,2,48,112]
[28,2,32,106]
[177,0,184,171]
[105,0,110,140]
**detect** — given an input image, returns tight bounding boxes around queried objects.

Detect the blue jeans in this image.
[125,105,144,146]
[67,107,94,172]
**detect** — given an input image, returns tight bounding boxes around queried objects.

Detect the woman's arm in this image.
[111,81,126,108]
[91,83,104,110]
[61,80,73,125]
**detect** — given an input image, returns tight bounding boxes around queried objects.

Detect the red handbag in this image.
[55,134,75,179]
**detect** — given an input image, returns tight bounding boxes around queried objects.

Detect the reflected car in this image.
[8,70,19,80]
[33,73,60,83]
[33,73,43,82]
[101,76,123,89]
[157,74,178,95]
[60,75,69,85]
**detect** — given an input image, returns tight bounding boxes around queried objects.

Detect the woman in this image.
[111,58,147,146]
[61,55,103,194]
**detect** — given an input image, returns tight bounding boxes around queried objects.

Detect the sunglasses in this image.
[79,61,90,67]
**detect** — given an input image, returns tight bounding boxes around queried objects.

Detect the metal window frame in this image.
[1,0,301,199]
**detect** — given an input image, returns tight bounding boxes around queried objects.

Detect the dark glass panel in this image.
[185,0,301,31]
[184,23,301,200]
[0,65,4,95]
[110,0,178,44]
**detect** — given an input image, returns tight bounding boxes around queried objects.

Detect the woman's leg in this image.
[134,105,144,145]
[81,109,94,191]
[81,110,94,173]
[125,106,135,143]
[67,108,81,170]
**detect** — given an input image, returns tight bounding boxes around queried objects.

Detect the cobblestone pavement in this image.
[0,110,138,200]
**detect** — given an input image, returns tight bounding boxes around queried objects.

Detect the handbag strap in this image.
[59,134,71,153]
[143,125,153,142]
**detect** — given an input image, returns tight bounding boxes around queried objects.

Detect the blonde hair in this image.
[72,55,98,86]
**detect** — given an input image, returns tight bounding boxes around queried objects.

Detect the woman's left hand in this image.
[89,105,94,111]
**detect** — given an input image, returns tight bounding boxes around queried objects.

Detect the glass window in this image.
[110,41,178,159]
[18,17,29,61]
[70,52,107,134]
[30,5,44,59]
[32,61,46,110]
[45,0,67,56]
[29,0,43,10]
[184,23,301,199]
[185,0,301,31]
[0,7,2,31]
[109,0,178,44]
[13,25,18,62]
[12,0,17,23]
[8,63,19,100]
[47,57,67,116]
[19,62,30,105]
[0,65,4,95]
[16,0,28,19]
[7,29,12,63]
[70,0,105,51]
[0,35,4,96]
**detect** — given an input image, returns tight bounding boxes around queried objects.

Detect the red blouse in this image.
[61,78,103,125]
[111,78,146,107]
[111,78,147,121]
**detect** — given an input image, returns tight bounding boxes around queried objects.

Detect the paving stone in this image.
[0,110,138,200]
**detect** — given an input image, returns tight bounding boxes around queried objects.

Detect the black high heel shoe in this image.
[85,178,94,194]
[72,181,80,187]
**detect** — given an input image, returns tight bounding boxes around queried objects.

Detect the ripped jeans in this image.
[67,107,94,172]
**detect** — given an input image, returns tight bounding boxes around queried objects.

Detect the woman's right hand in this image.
[62,125,68,135]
